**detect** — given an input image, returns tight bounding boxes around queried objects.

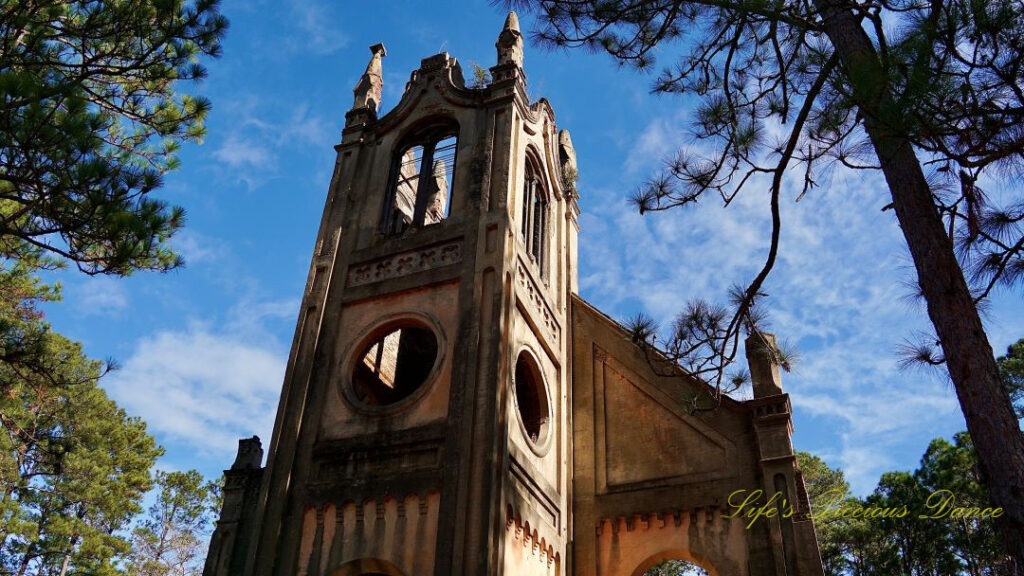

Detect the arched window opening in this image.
[514,351,550,444]
[384,127,458,235]
[352,324,438,406]
[643,560,710,576]
[520,159,548,275]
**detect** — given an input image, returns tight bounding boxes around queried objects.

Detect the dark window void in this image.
[514,352,550,444]
[384,129,458,235]
[353,325,438,406]
[520,161,547,274]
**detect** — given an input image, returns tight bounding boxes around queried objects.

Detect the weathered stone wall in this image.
[570,297,821,576]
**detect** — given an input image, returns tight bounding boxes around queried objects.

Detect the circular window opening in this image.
[352,325,438,406]
[514,351,550,444]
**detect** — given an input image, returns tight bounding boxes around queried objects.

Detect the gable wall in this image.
[570,295,779,576]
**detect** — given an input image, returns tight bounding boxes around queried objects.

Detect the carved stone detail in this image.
[516,259,560,343]
[506,504,560,567]
[347,242,462,287]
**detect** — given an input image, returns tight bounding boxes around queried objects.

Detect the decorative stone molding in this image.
[516,258,559,343]
[591,504,748,575]
[595,506,725,535]
[505,504,560,567]
[347,242,461,287]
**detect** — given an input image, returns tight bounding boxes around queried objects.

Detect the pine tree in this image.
[126,470,220,576]
[0,0,228,275]
[0,332,162,575]
[512,0,1024,563]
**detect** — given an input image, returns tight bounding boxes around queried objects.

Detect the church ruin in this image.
[202,13,825,576]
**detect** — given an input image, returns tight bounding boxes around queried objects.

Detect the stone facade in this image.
[203,13,825,576]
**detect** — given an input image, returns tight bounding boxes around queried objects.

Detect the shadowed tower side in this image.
[204,13,579,576]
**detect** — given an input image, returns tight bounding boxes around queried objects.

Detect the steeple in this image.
[495,11,524,74]
[352,43,387,113]
[746,331,784,398]
[558,129,578,198]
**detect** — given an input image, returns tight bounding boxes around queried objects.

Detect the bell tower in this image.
[204,12,579,576]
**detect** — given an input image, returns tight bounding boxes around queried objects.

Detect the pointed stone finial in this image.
[558,129,578,196]
[353,43,387,113]
[745,332,784,398]
[504,11,521,33]
[496,11,524,68]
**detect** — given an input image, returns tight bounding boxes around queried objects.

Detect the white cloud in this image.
[576,111,1016,495]
[276,103,335,149]
[173,230,227,265]
[207,99,334,189]
[212,134,274,170]
[287,0,349,56]
[72,276,129,315]
[102,301,292,461]
[623,114,680,176]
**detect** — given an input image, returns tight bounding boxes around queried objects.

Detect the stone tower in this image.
[204,13,825,576]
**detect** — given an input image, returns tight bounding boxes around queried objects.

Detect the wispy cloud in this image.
[207,98,334,189]
[102,298,295,462]
[70,276,129,316]
[578,112,981,495]
[172,230,228,266]
[623,113,681,176]
[283,0,348,56]
[213,134,274,170]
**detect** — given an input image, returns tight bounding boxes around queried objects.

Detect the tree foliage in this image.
[0,329,163,575]
[801,438,1012,575]
[996,338,1024,419]
[0,3,227,571]
[797,451,854,574]
[125,470,220,576]
[0,255,219,574]
[512,0,1024,563]
[0,0,228,275]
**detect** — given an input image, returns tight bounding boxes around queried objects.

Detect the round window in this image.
[514,351,550,445]
[352,324,438,406]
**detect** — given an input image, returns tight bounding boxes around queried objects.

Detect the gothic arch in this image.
[520,148,550,275]
[381,117,460,234]
[524,145,553,195]
[393,115,460,149]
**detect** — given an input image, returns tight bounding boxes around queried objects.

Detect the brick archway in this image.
[631,553,716,576]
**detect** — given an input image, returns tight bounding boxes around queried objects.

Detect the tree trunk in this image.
[813,0,1024,569]
[58,552,71,576]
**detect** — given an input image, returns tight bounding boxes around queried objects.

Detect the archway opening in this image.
[632,551,717,576]
[384,122,459,235]
[642,560,711,576]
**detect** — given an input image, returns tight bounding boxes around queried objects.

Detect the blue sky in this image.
[41,0,1023,495]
